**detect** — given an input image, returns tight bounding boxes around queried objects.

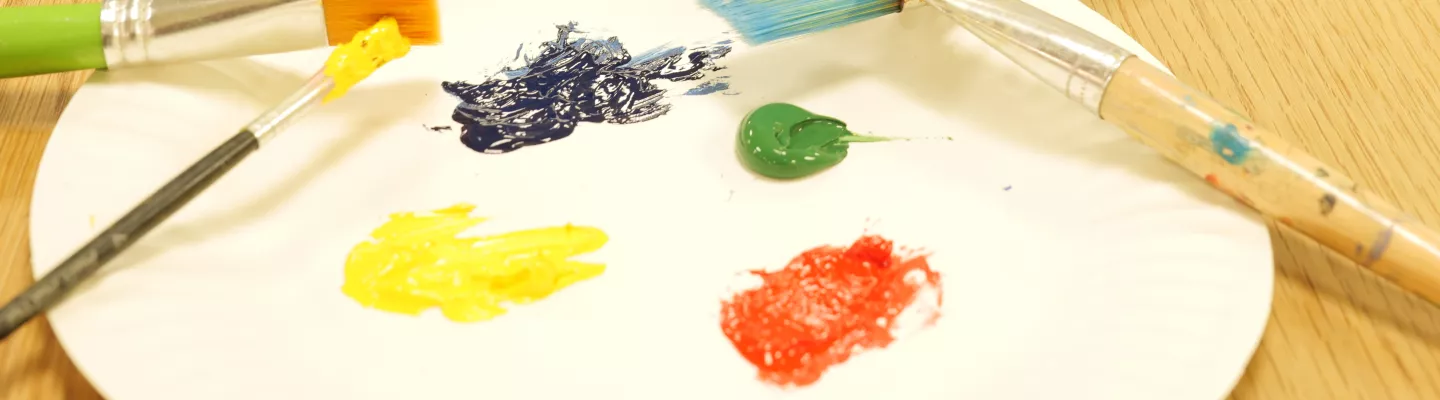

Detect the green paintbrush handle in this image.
[0,3,106,78]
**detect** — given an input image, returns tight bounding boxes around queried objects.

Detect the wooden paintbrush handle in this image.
[0,131,259,339]
[1099,57,1440,302]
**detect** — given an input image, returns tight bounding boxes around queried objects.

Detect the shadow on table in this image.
[0,314,103,399]
[1270,222,1440,345]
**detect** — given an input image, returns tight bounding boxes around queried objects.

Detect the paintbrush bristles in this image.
[700,0,902,44]
[321,0,441,46]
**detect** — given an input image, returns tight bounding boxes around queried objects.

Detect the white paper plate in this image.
[31,1,1272,399]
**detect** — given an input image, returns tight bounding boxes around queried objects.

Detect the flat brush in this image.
[701,0,1440,303]
[0,16,421,341]
[0,0,439,79]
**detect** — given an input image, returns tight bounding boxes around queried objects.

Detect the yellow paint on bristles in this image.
[322,16,411,102]
[320,0,440,46]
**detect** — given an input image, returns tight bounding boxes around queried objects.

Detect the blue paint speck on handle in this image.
[1209,123,1251,165]
[441,22,732,154]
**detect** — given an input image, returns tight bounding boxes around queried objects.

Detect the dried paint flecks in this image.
[1319,193,1337,216]
[1209,123,1251,165]
[1178,127,1214,156]
[685,79,731,95]
[1204,174,1253,207]
[1363,223,1396,266]
[720,235,942,388]
[440,23,732,154]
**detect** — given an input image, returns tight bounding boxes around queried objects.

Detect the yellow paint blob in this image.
[341,203,608,322]
[323,16,412,102]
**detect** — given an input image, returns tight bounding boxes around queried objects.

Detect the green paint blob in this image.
[736,103,886,179]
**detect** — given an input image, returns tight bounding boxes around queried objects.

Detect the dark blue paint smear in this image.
[441,23,732,154]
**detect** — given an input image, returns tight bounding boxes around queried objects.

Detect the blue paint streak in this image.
[1209,123,1251,165]
[499,69,528,79]
[628,46,685,66]
[685,80,730,95]
[440,23,732,154]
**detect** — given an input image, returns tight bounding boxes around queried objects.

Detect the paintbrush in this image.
[0,14,430,340]
[0,0,439,79]
[700,0,1440,303]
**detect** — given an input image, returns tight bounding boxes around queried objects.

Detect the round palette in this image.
[31,0,1273,399]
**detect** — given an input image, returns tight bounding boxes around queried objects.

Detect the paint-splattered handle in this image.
[1099,57,1440,303]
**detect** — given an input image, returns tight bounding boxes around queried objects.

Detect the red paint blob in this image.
[719,235,943,387]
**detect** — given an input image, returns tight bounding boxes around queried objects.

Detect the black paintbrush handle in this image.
[0,130,260,340]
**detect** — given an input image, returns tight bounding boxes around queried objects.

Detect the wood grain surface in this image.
[2,0,1439,398]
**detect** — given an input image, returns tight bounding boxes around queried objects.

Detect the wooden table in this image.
[3,0,1440,398]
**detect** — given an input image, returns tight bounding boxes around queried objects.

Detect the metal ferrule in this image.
[245,71,334,145]
[912,0,1133,114]
[99,0,329,69]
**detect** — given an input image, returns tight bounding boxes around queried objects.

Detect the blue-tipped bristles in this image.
[700,0,903,44]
